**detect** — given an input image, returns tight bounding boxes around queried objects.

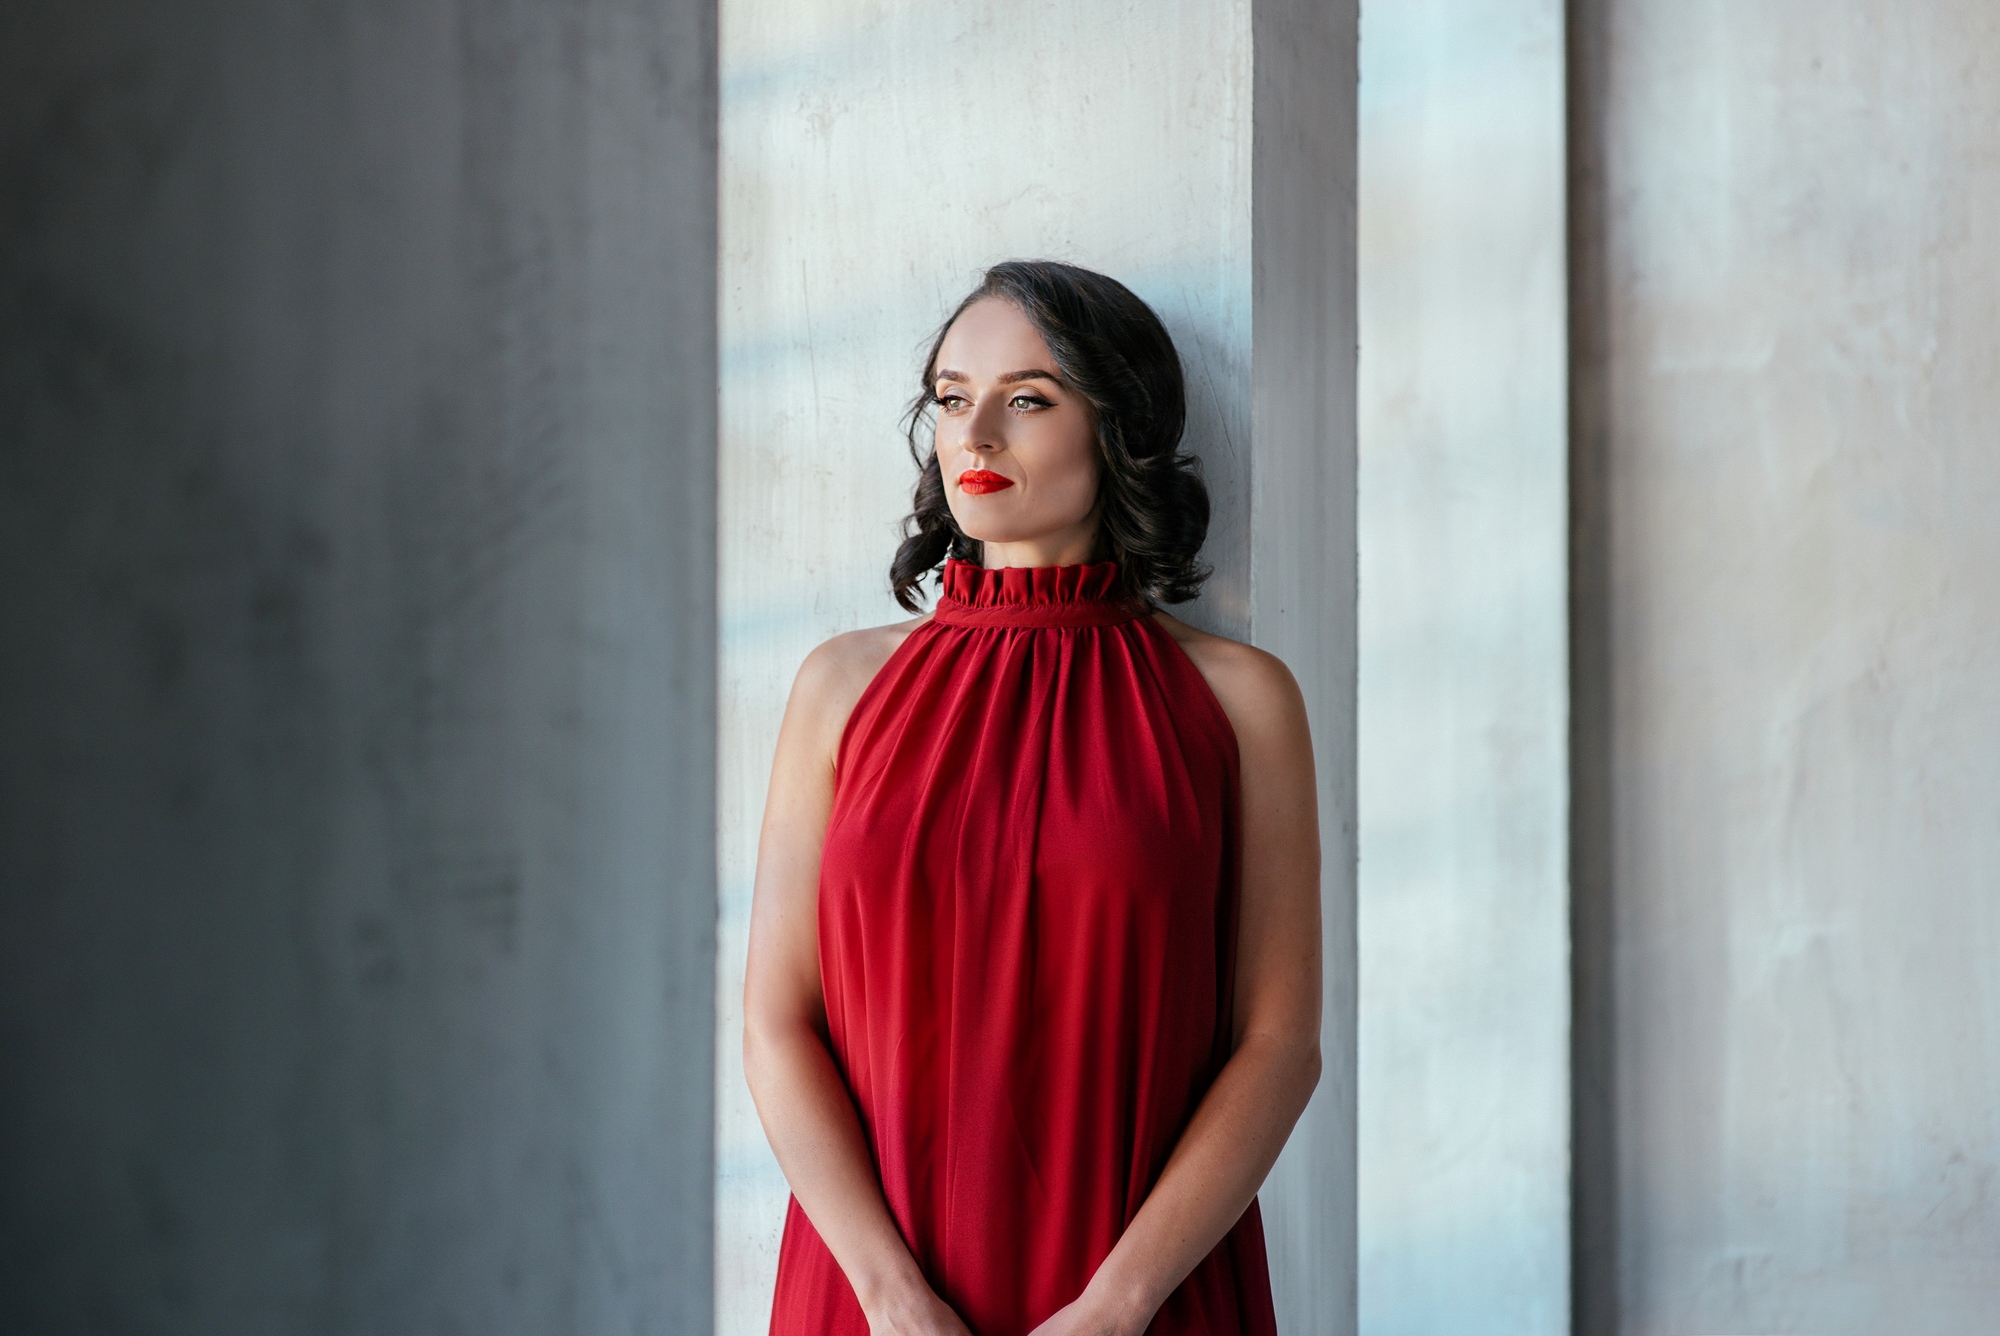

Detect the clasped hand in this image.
[868,1282,1145,1336]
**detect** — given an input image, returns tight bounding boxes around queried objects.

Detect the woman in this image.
[743,260,1322,1336]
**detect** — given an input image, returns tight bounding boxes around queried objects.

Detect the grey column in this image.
[1251,4,1360,1332]
[0,2,717,1332]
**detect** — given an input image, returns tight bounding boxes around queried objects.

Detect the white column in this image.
[1355,1,1570,1333]
[717,3,1356,1331]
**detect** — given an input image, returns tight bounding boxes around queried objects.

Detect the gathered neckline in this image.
[930,558,1148,629]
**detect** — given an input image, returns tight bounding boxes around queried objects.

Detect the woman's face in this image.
[932,297,1102,569]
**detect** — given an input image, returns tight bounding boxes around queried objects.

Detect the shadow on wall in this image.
[1568,7,1619,1333]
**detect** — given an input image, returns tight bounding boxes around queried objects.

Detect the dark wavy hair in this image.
[889,260,1211,612]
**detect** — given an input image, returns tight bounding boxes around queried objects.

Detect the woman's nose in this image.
[963,396,1006,452]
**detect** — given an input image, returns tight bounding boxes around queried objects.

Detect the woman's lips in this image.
[957,469,1016,495]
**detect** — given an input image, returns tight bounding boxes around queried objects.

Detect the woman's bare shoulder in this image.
[1148,609,1309,744]
[786,616,931,753]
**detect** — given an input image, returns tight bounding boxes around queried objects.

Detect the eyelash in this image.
[934,392,1053,412]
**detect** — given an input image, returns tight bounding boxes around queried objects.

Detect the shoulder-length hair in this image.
[889,260,1212,612]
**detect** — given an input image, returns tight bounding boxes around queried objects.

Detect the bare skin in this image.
[742,299,1322,1336]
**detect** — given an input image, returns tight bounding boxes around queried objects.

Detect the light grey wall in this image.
[1356,1,1569,1333]
[0,2,717,1332]
[1570,2,2000,1332]
[716,1,1354,1330]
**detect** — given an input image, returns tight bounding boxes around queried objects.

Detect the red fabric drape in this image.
[768,559,1277,1336]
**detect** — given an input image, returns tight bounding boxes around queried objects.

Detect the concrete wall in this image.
[0,3,717,1331]
[1570,2,2000,1332]
[1356,1,1569,1333]
[716,1,1355,1330]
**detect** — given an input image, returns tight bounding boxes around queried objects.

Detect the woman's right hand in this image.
[864,1278,975,1336]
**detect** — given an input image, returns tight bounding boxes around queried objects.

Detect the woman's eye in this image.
[1010,394,1052,410]
[935,393,966,411]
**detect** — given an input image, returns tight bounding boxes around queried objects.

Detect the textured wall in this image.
[1570,2,2000,1332]
[716,1,1354,1330]
[0,2,717,1331]
[1356,1,1569,1333]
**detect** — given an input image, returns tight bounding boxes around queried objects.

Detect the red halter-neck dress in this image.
[767,559,1278,1336]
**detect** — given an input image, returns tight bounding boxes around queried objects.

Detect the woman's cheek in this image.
[1061,440,1102,515]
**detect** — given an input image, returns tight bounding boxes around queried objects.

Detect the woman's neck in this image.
[978,518,1103,570]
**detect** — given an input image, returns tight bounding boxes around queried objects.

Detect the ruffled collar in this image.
[930,558,1147,629]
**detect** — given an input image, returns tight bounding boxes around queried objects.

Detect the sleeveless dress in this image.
[767,559,1278,1336]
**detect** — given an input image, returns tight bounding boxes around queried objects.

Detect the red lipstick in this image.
[957,469,1015,495]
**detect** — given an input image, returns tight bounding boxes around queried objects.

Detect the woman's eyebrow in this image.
[932,368,1064,386]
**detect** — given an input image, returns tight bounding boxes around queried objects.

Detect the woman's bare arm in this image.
[741,624,971,1335]
[1035,617,1324,1336]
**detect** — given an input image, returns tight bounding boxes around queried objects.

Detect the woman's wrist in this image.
[1077,1261,1163,1336]
[849,1250,935,1323]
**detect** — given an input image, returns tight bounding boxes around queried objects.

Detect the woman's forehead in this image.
[936,298,1052,375]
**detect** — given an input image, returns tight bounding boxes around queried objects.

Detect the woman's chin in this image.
[961,528,1061,551]
[950,515,1094,550]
